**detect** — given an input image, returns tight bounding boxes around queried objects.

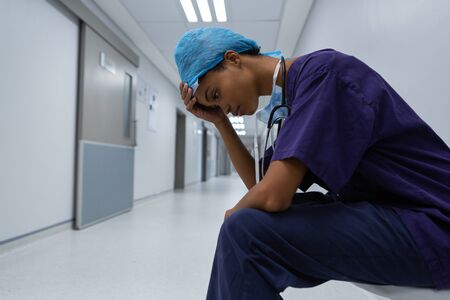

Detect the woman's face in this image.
[193,53,259,116]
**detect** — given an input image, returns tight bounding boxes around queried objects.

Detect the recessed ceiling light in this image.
[196,0,212,22]
[229,116,244,124]
[180,0,198,23]
[231,123,245,130]
[212,0,227,22]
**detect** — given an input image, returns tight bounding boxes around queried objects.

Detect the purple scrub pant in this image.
[206,191,435,300]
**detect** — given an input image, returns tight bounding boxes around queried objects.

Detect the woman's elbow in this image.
[263,196,291,212]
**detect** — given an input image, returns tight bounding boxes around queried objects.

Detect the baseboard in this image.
[0,219,73,256]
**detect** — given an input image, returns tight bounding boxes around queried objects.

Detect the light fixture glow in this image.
[229,116,244,124]
[230,116,246,134]
[180,0,198,22]
[212,0,227,22]
[196,0,212,22]
[232,123,245,130]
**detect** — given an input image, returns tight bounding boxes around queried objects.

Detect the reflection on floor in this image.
[0,175,384,300]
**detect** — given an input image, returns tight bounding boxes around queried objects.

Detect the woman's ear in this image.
[223,50,241,66]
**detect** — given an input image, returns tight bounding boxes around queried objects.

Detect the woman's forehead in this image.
[193,82,209,104]
[197,68,223,88]
[195,72,214,97]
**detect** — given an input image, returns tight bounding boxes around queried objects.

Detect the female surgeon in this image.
[174,27,450,299]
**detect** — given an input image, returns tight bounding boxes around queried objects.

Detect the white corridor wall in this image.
[294,0,450,146]
[0,0,79,242]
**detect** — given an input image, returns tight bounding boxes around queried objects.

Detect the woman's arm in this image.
[225,157,307,219]
[215,118,256,190]
[180,82,256,189]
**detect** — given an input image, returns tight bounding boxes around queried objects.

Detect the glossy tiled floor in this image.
[0,175,383,300]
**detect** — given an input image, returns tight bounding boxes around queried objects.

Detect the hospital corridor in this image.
[0,175,397,300]
[1,0,450,299]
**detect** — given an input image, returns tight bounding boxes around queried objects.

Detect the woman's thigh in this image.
[223,192,435,290]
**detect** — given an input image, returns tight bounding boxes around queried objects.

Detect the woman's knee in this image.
[219,208,264,242]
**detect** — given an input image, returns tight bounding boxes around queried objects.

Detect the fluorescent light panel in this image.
[229,116,244,124]
[213,0,227,22]
[180,0,198,22]
[196,0,212,22]
[180,0,227,23]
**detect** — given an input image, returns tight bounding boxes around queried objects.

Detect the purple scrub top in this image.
[266,49,450,289]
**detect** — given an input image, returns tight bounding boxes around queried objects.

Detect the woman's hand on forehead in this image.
[178,81,226,125]
[180,82,195,106]
[193,84,209,107]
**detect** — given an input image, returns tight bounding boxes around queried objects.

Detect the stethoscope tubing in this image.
[260,56,291,179]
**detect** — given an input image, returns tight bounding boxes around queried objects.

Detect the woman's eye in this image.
[213,91,219,100]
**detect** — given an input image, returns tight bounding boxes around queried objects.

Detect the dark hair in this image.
[211,47,261,72]
[240,47,261,56]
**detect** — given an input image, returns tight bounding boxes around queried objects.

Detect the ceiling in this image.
[93,0,314,135]
[118,0,285,70]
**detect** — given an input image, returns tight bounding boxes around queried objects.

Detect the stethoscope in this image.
[260,56,291,179]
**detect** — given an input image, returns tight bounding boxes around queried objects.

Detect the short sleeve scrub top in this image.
[263,49,450,289]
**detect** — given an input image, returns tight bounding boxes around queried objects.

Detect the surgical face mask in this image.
[255,58,289,127]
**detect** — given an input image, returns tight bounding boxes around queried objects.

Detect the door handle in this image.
[132,119,137,147]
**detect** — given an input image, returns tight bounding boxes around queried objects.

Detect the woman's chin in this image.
[250,105,259,115]
[239,101,259,116]
[239,108,250,116]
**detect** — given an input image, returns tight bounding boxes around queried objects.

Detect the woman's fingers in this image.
[186,96,197,111]
[187,87,192,101]
[184,88,194,107]
[181,83,188,100]
[182,86,193,106]
[179,83,201,117]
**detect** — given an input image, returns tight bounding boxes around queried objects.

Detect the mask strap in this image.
[254,114,260,183]
[272,59,282,93]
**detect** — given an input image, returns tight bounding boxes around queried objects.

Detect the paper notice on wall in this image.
[147,87,159,132]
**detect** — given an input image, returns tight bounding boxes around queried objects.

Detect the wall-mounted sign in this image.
[136,76,148,104]
[147,87,159,132]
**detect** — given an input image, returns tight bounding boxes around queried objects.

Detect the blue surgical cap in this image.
[174,27,262,93]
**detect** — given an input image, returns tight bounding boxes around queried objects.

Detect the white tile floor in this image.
[0,175,384,300]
